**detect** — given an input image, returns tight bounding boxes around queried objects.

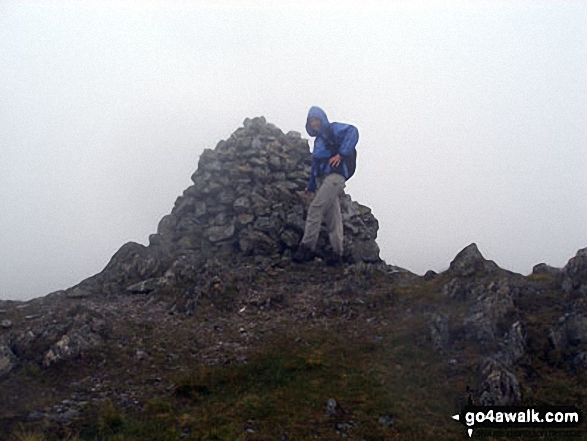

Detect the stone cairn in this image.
[153,116,381,264]
[66,116,382,298]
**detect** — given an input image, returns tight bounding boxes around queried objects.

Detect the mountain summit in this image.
[0,118,586,440]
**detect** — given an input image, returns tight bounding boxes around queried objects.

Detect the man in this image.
[292,106,359,267]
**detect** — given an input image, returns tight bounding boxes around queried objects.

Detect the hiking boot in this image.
[292,244,315,263]
[325,252,343,267]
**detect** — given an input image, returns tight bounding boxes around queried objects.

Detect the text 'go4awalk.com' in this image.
[452,405,583,438]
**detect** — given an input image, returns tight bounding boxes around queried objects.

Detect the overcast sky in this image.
[1,1,586,300]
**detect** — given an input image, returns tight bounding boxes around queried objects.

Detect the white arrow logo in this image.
[451,414,473,437]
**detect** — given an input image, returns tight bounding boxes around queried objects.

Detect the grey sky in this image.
[1,1,586,300]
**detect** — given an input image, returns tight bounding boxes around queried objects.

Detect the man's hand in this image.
[329,154,342,168]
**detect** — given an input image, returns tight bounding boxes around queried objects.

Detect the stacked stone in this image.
[150,116,381,264]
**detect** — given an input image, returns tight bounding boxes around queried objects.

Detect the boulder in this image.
[43,310,107,367]
[0,340,15,377]
[477,357,521,405]
[496,321,526,367]
[447,243,500,277]
[532,263,562,276]
[562,248,587,297]
[429,313,450,351]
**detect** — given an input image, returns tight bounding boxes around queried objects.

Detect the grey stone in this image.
[233,196,251,213]
[562,248,587,297]
[218,189,236,205]
[423,270,437,280]
[573,352,587,370]
[0,342,15,376]
[248,157,266,166]
[378,414,395,427]
[43,311,106,367]
[157,214,178,236]
[464,311,496,347]
[126,277,164,294]
[325,398,338,417]
[207,224,236,242]
[238,229,279,255]
[477,357,521,405]
[350,240,381,263]
[429,313,450,351]
[280,229,300,248]
[447,243,500,277]
[548,313,587,350]
[496,321,525,367]
[532,263,562,276]
[236,213,255,225]
[273,180,298,190]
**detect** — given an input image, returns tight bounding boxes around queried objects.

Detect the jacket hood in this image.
[306,106,330,138]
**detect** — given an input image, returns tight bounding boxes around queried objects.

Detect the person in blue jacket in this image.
[292,106,359,266]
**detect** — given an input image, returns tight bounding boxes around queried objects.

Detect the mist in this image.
[1,1,586,300]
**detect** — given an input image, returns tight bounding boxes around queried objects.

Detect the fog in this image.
[1,1,586,300]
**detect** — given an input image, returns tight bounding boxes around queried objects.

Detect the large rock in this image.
[447,243,500,277]
[548,313,587,351]
[562,248,587,297]
[461,279,517,350]
[0,340,15,377]
[495,321,526,367]
[532,263,562,276]
[43,310,107,367]
[428,313,450,351]
[477,357,521,405]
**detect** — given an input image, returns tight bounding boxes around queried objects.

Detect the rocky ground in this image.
[1,117,586,440]
[2,245,587,440]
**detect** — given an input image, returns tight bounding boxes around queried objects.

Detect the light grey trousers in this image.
[300,172,346,256]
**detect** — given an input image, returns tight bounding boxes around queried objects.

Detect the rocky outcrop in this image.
[447,243,500,278]
[532,263,562,276]
[562,247,587,298]
[43,310,107,367]
[462,279,518,349]
[548,312,587,351]
[435,245,529,405]
[495,321,526,368]
[428,313,450,351]
[0,339,15,377]
[477,357,521,405]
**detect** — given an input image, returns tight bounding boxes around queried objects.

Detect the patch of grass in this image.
[99,399,125,434]
[12,426,83,441]
[22,363,43,380]
[13,428,46,441]
[60,317,470,440]
[161,323,465,440]
[74,398,181,441]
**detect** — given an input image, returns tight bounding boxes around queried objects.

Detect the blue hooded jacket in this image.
[305,106,359,192]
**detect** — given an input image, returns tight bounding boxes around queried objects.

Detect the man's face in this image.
[308,117,321,132]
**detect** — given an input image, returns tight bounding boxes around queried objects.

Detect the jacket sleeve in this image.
[307,157,318,192]
[338,124,359,157]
